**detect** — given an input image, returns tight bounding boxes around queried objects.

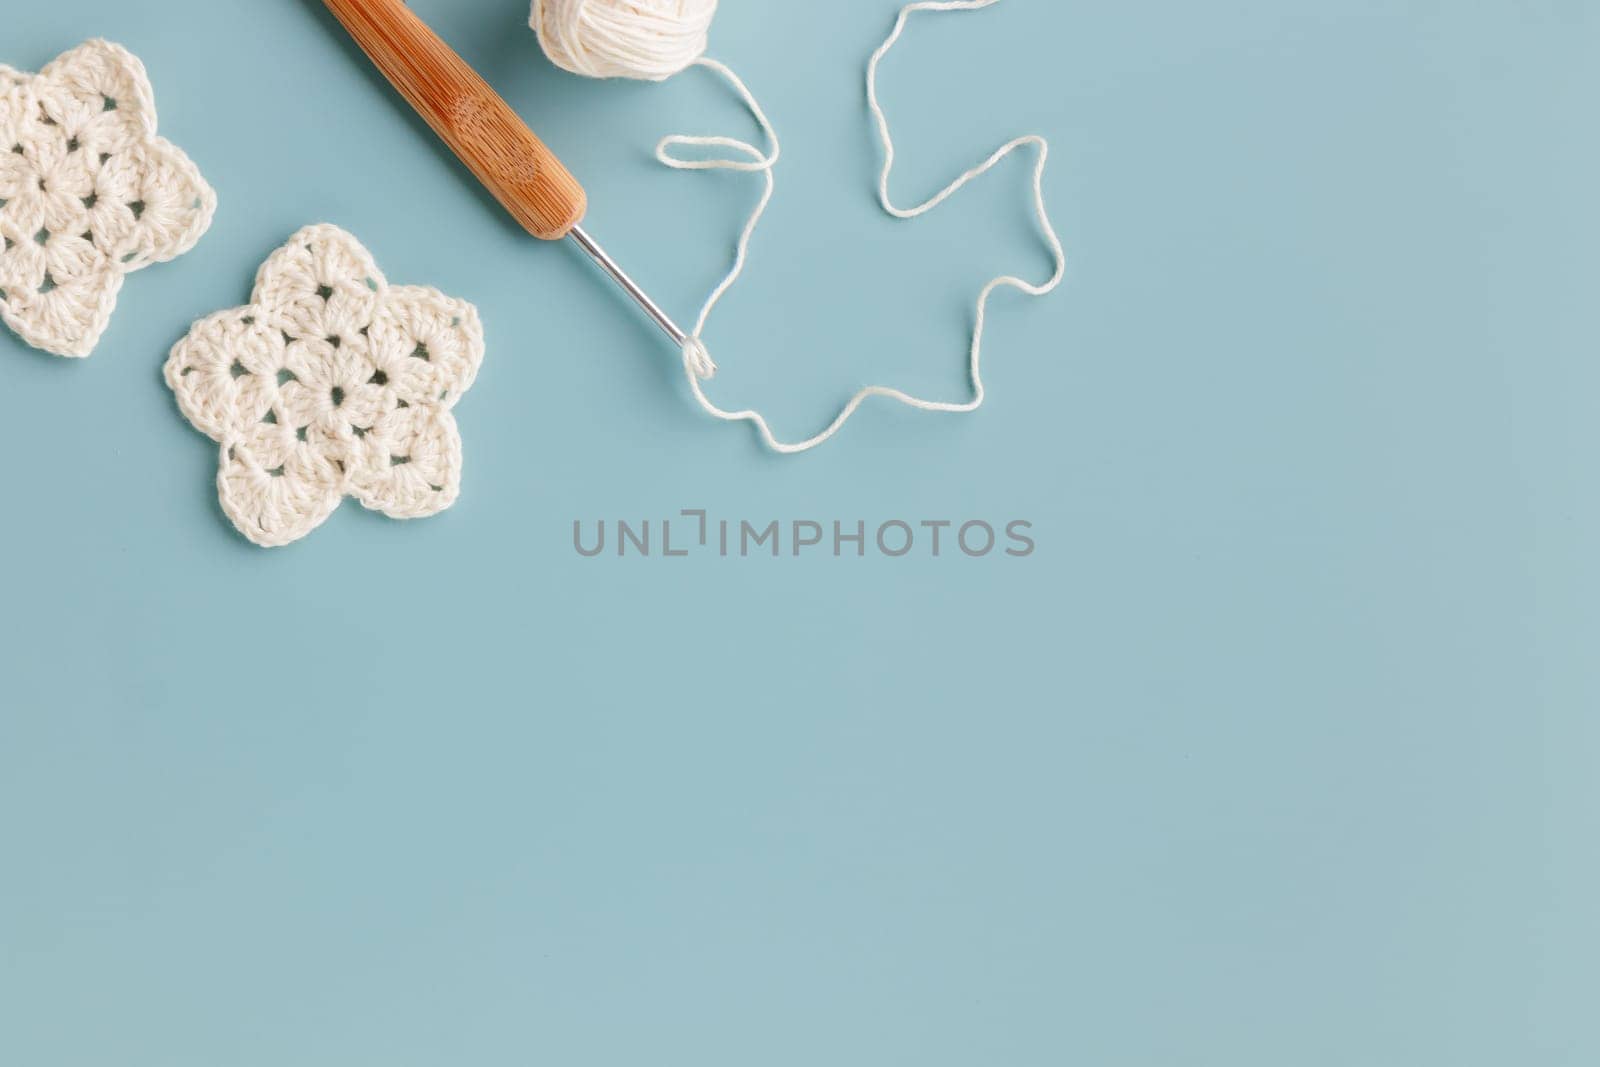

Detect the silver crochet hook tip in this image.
[568,225,688,348]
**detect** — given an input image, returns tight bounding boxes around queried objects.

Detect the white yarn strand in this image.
[658,58,779,380]
[679,0,1066,454]
[529,0,1064,454]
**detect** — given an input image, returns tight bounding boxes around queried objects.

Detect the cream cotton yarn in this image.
[0,40,215,358]
[165,226,485,548]
[531,0,718,81]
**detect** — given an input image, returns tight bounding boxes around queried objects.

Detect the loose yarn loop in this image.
[531,0,718,81]
[531,0,1064,453]
[657,57,779,385]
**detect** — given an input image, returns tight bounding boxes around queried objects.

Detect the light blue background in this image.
[2,1,1596,1063]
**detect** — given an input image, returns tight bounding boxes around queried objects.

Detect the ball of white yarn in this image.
[531,0,718,82]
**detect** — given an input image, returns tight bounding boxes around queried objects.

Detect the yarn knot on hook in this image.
[682,335,716,380]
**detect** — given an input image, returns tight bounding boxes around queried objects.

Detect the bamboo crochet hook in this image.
[321,0,689,346]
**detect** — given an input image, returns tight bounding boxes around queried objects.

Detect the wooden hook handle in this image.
[323,0,587,240]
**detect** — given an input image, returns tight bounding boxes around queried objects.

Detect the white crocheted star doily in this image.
[165,225,486,548]
[0,40,215,357]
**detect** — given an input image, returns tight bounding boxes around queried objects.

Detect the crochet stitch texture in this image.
[165,225,485,548]
[0,40,214,357]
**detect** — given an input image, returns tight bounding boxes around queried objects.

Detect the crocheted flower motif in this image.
[165,225,485,548]
[0,40,215,357]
